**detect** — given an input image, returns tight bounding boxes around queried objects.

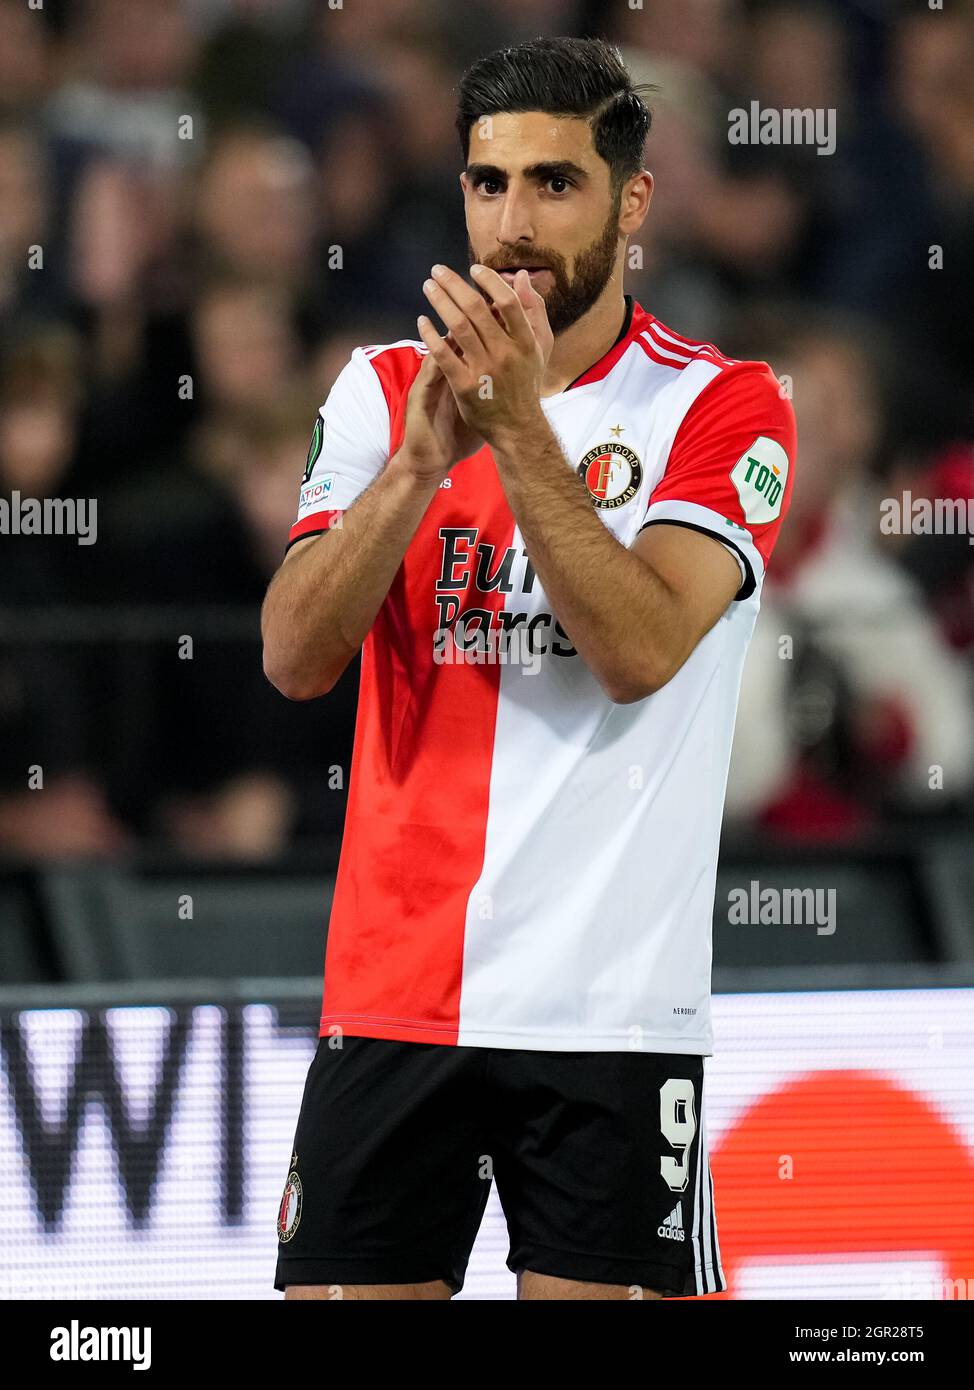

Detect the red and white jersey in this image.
[289,297,796,1053]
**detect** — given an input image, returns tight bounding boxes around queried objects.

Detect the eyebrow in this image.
[465,159,590,184]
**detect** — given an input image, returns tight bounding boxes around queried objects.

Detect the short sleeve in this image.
[640,362,796,600]
[287,346,391,550]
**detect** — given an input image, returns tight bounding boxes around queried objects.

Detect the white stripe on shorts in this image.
[693,1069,725,1294]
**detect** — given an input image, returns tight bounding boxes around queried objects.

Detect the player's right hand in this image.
[397,342,485,484]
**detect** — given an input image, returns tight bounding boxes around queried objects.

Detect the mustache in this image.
[487,258,556,272]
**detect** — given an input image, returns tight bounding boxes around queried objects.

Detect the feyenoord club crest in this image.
[577,442,642,509]
[277,1160,303,1243]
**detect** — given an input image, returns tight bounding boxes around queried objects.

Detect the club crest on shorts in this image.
[277,1162,303,1243]
[577,442,642,509]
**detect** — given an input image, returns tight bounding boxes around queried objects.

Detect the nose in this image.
[494,181,536,249]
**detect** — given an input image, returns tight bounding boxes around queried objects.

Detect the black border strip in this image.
[284,524,331,554]
[638,517,756,601]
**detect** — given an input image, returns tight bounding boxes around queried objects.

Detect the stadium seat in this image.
[0,870,52,984]
[40,864,334,982]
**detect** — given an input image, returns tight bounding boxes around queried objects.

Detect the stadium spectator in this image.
[726,320,974,834]
[0,0,970,859]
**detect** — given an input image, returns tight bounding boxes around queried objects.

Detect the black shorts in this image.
[274,1035,725,1297]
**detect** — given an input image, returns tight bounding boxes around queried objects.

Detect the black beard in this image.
[469,197,621,337]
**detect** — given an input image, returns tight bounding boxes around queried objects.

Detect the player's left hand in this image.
[417,263,554,446]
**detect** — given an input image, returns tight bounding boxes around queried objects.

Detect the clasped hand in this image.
[417,263,554,446]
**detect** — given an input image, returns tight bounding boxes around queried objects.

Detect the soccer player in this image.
[263,36,795,1301]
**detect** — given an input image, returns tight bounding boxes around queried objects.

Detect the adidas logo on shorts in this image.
[658,1200,685,1242]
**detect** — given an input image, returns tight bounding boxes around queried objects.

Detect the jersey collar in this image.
[561,294,652,393]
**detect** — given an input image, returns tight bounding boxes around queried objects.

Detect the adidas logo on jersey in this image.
[658,1200,685,1241]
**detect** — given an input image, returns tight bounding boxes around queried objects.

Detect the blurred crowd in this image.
[1,0,973,859]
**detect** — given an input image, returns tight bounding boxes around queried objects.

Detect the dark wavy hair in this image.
[455,36,654,201]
